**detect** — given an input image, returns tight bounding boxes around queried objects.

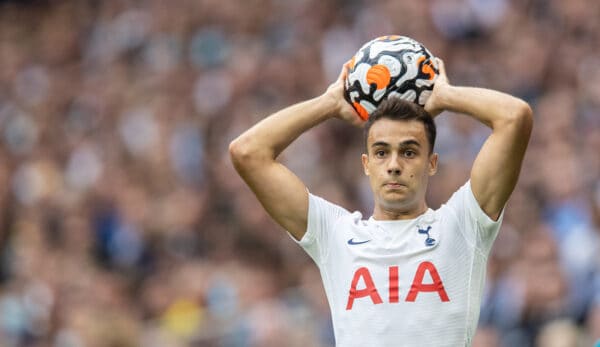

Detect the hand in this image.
[424,58,451,117]
[323,63,365,127]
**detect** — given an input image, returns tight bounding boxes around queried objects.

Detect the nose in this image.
[387,154,401,175]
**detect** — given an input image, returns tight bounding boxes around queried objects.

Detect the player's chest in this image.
[328,218,470,308]
[336,218,446,260]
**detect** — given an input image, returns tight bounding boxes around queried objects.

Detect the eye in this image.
[404,150,416,158]
[375,150,386,158]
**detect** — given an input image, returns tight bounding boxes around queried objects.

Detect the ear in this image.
[361,153,370,176]
[428,153,438,176]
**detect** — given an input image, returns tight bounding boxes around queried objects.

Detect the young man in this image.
[229,59,532,346]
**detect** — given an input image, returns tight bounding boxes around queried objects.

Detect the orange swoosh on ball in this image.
[352,102,369,121]
[366,64,391,90]
[418,56,435,80]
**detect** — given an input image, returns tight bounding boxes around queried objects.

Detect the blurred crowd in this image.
[0,0,599,346]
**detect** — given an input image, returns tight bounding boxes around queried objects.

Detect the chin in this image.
[383,189,411,200]
[381,196,414,210]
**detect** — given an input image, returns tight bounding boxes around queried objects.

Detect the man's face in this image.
[361,118,438,214]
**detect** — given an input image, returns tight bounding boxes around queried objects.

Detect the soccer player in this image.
[229,58,532,346]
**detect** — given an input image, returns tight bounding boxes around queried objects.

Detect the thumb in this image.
[435,58,445,75]
[434,58,448,84]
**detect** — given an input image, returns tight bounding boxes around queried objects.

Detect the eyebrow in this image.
[371,140,422,148]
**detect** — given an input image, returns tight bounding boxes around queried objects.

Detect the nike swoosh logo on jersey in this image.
[347,238,371,245]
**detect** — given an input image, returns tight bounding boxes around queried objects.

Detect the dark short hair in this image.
[364,98,436,154]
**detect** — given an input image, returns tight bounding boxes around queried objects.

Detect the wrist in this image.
[435,84,456,110]
[317,92,343,119]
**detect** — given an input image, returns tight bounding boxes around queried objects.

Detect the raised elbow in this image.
[514,101,533,134]
[229,136,270,170]
[229,137,249,166]
[502,100,533,136]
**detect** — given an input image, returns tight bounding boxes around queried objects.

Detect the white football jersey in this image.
[294,181,502,347]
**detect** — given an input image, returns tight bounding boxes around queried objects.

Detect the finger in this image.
[435,58,444,71]
[435,58,446,77]
[339,68,347,81]
[339,59,352,80]
[343,59,352,71]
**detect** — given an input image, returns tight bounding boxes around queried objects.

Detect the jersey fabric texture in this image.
[294,181,503,347]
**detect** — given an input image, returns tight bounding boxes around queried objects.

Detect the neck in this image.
[372,201,429,221]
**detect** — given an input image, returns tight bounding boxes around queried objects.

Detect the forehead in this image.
[367,118,428,148]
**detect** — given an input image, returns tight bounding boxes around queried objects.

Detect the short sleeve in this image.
[291,193,350,264]
[444,180,504,254]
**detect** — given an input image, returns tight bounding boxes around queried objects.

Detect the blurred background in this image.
[0,0,599,346]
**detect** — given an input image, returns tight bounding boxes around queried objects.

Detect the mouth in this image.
[383,182,406,189]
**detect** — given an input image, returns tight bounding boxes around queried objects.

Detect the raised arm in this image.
[229,68,360,240]
[425,59,533,220]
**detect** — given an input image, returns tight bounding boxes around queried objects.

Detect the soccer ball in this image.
[344,35,439,120]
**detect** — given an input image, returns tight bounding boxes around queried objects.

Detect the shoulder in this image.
[435,180,503,229]
[308,193,356,218]
[299,193,365,261]
[435,181,504,251]
[307,193,366,229]
[439,180,481,213]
